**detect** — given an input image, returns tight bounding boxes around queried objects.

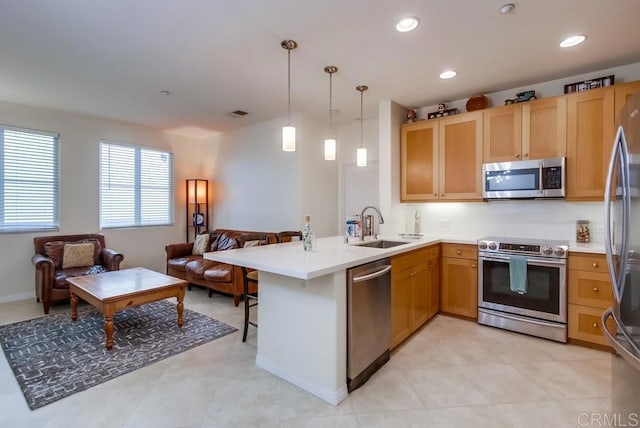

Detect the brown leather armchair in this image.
[32,233,124,314]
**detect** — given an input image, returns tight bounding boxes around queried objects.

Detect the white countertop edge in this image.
[203,235,607,280]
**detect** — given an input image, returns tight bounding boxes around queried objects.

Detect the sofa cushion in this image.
[53,265,109,289]
[192,234,210,256]
[168,255,202,272]
[185,259,219,280]
[62,243,95,269]
[203,264,233,283]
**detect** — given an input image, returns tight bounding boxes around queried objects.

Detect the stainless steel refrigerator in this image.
[604,90,640,420]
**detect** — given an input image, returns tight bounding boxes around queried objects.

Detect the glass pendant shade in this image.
[282,125,296,152]
[357,147,367,167]
[324,138,336,160]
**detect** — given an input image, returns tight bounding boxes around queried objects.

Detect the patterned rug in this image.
[0,300,236,410]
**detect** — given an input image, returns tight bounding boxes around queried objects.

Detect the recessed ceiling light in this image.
[439,70,457,79]
[560,35,587,48]
[396,17,419,33]
[499,3,515,14]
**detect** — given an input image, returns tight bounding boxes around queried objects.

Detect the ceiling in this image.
[1,0,640,139]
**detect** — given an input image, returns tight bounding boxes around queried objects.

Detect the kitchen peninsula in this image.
[204,235,443,405]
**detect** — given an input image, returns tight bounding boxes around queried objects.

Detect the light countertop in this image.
[204,235,444,280]
[203,234,607,280]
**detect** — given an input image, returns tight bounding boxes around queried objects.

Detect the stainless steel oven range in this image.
[477,236,569,342]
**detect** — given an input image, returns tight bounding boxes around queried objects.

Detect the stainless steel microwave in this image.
[482,157,565,199]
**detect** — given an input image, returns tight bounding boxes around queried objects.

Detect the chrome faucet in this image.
[360,206,384,241]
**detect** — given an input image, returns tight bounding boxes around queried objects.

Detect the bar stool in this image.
[236,233,269,342]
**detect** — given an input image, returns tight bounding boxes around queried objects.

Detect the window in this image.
[100,141,173,228]
[0,125,59,233]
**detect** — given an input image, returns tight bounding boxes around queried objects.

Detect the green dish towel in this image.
[509,255,528,294]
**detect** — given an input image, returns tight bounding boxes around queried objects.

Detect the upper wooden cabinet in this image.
[566,87,615,200]
[401,120,438,201]
[483,97,567,163]
[438,112,483,200]
[615,81,640,120]
[401,111,482,202]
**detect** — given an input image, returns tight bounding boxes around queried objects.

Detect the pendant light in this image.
[356,85,368,167]
[323,65,338,160]
[281,39,298,152]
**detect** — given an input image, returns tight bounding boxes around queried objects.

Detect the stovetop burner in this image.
[477,236,569,259]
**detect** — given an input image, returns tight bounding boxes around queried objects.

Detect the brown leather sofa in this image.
[165,229,275,306]
[32,233,124,314]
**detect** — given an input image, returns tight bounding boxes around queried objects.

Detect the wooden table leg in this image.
[70,292,78,321]
[104,306,115,350]
[177,287,184,328]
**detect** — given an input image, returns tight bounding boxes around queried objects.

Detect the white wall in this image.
[0,100,206,302]
[211,113,338,237]
[379,62,640,243]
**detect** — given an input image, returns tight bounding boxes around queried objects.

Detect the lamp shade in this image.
[324,138,336,160]
[282,126,296,152]
[187,179,208,204]
[357,147,367,167]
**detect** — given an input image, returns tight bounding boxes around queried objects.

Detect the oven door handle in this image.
[479,255,566,267]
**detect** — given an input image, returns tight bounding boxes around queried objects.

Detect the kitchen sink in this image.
[356,240,410,249]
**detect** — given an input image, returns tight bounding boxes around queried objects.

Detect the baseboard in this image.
[0,291,35,304]
[255,354,348,406]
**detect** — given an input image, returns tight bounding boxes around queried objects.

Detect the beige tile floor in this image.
[0,287,614,427]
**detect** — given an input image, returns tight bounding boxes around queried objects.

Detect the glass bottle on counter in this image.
[303,215,314,252]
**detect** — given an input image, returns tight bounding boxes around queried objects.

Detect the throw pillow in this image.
[62,243,96,269]
[192,234,210,255]
[44,240,66,268]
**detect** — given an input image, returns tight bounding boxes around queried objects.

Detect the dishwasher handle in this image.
[352,265,392,283]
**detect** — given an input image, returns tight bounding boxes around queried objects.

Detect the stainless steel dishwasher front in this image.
[347,257,391,392]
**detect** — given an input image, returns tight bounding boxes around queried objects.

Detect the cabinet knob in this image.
[434,194,437,197]
[440,193,444,197]
[593,322,598,329]
[592,262,598,268]
[471,264,477,269]
[456,250,462,255]
[524,153,529,158]
[515,154,520,158]
[593,287,599,292]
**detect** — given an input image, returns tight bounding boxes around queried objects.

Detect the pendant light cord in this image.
[360,88,364,148]
[329,72,333,136]
[287,48,291,126]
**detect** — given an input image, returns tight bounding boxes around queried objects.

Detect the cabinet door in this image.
[522,96,567,160]
[483,104,522,162]
[441,257,478,319]
[391,268,413,348]
[438,112,483,200]
[401,121,439,201]
[614,81,640,119]
[566,88,615,200]
[427,254,440,319]
[410,262,429,329]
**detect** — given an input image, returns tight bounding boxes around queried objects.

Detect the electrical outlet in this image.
[440,219,450,229]
[596,226,604,234]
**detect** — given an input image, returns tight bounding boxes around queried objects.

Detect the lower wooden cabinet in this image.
[441,244,478,319]
[391,245,440,348]
[567,253,614,349]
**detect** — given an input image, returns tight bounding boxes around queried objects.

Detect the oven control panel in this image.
[478,239,568,259]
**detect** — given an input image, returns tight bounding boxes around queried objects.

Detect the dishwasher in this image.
[347,257,391,392]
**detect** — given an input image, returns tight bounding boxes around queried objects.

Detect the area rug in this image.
[0,300,237,410]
